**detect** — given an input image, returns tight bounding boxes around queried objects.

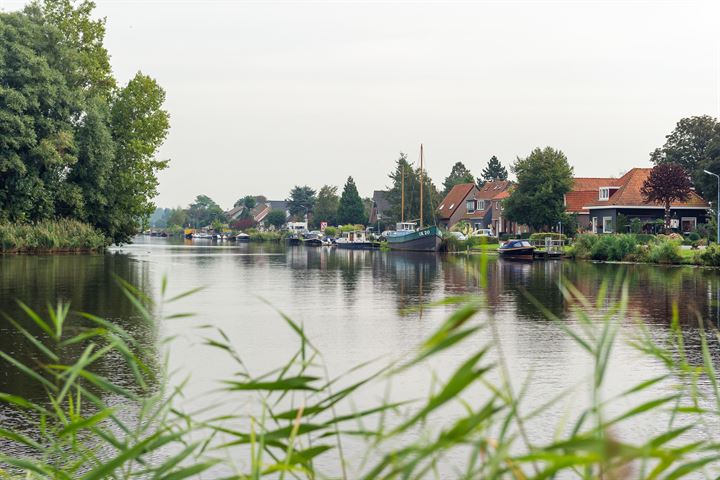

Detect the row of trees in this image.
[0,1,170,244]
[286,178,369,228]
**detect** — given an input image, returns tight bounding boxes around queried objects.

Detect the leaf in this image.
[223,376,320,392]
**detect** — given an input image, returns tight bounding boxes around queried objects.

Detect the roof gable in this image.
[437,183,476,219]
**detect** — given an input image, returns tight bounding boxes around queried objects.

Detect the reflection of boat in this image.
[388,144,442,252]
[498,240,535,260]
[236,233,250,242]
[287,234,301,246]
[336,231,377,250]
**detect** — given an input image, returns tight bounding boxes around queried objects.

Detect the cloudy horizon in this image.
[5,0,720,210]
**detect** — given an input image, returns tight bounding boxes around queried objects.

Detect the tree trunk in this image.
[664,201,671,234]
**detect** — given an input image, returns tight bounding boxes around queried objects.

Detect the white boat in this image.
[335,231,376,250]
[236,233,250,242]
[191,232,212,239]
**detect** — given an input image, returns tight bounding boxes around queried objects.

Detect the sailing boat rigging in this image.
[387,144,443,252]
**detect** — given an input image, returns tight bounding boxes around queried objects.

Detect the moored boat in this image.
[335,230,377,250]
[497,240,535,260]
[286,234,301,246]
[387,223,443,252]
[236,233,250,242]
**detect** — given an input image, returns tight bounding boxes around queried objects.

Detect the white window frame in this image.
[466,200,475,213]
[599,188,610,201]
[592,217,598,234]
[477,200,486,210]
[603,216,613,233]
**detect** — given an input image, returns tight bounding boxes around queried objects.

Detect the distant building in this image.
[369,190,390,225]
[437,181,526,235]
[225,199,290,226]
[572,168,709,234]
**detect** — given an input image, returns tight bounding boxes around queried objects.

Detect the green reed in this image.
[0,264,719,478]
[0,219,107,253]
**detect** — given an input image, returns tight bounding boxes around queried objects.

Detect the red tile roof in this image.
[566,175,626,213]
[583,168,709,209]
[437,183,475,220]
[477,180,512,200]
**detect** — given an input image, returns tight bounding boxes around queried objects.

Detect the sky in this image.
[5,0,720,210]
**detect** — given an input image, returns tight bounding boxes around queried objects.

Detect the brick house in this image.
[437,181,527,235]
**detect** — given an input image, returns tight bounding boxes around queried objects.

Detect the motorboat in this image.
[335,230,377,250]
[236,233,250,242]
[497,239,535,259]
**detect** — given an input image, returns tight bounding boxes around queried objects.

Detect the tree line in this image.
[0,0,169,244]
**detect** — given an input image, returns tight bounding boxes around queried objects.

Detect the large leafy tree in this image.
[314,185,340,227]
[504,147,573,231]
[651,116,720,201]
[265,210,287,229]
[442,162,474,196]
[234,196,257,219]
[337,177,366,225]
[187,195,225,228]
[478,156,508,186]
[0,2,169,244]
[287,186,316,220]
[640,163,693,232]
[385,153,440,226]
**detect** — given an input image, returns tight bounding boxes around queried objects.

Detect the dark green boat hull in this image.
[387,226,442,252]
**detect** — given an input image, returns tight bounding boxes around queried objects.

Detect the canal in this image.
[1,237,719,475]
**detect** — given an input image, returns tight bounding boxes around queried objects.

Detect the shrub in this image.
[632,233,656,244]
[529,232,567,242]
[648,240,681,264]
[571,234,637,261]
[324,226,338,237]
[630,218,642,234]
[699,244,720,266]
[569,234,598,259]
[688,231,701,242]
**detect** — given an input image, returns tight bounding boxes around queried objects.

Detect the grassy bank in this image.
[1,272,720,478]
[0,219,107,253]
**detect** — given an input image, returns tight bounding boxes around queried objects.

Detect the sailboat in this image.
[387,144,443,252]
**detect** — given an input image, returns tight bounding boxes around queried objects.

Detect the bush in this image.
[688,231,701,242]
[630,218,642,234]
[0,219,107,252]
[324,226,338,237]
[648,240,681,264]
[529,232,567,243]
[699,244,720,266]
[632,233,656,244]
[571,234,637,261]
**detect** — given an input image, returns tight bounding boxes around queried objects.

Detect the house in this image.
[437,181,526,235]
[225,199,290,226]
[369,190,390,225]
[573,168,709,234]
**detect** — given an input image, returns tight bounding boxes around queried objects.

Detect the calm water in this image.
[1,237,719,474]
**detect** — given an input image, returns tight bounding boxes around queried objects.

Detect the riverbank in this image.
[0,219,107,253]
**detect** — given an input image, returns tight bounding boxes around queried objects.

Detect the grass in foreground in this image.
[0,267,719,478]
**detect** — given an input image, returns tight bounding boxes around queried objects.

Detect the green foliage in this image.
[571,234,639,261]
[630,217,643,234]
[528,232,567,242]
[323,226,338,237]
[234,195,257,218]
[385,152,441,225]
[648,239,682,264]
[3,277,720,478]
[503,147,574,231]
[339,224,365,232]
[616,213,628,234]
[651,115,720,201]
[337,176,366,225]
[442,161,474,195]
[313,185,339,227]
[477,155,508,186]
[287,185,316,219]
[0,219,106,252]
[698,243,720,266]
[265,210,287,229]
[0,4,169,244]
[186,195,225,227]
[166,207,187,228]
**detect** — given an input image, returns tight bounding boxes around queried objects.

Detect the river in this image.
[1,237,719,476]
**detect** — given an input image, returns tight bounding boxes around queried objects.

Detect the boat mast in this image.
[419,144,424,229]
[401,162,405,223]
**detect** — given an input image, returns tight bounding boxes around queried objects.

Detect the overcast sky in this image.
[5,0,720,209]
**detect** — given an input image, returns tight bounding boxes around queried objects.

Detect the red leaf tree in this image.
[230,217,257,231]
[640,163,692,232]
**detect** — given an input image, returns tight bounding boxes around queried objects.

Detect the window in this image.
[592,217,598,234]
[603,216,613,233]
[439,204,445,210]
[681,217,697,233]
[466,200,475,213]
[477,200,486,210]
[599,188,610,201]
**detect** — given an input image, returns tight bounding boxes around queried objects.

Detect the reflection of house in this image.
[437,182,526,234]
[369,190,389,225]
[567,168,709,234]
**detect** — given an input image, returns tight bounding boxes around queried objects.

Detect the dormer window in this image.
[599,187,610,201]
